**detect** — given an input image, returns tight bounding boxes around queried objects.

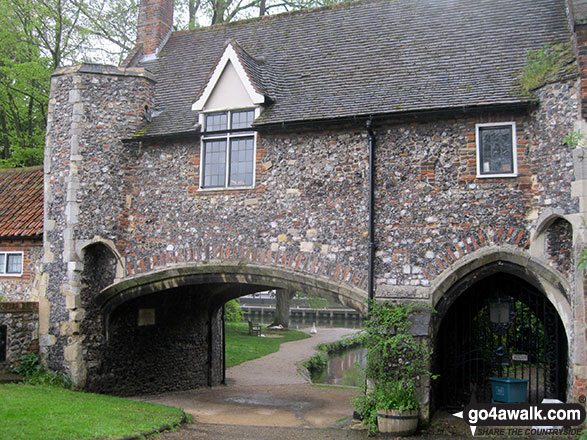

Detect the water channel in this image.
[310,347,367,387]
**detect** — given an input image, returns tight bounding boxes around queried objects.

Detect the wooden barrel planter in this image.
[377,409,418,435]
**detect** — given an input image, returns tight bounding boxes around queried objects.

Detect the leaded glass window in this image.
[201,109,256,189]
[229,137,254,187]
[205,112,228,132]
[476,123,517,177]
[203,140,227,187]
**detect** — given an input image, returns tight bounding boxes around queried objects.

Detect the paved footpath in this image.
[144,327,362,431]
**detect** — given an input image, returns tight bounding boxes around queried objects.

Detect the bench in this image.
[248,320,261,336]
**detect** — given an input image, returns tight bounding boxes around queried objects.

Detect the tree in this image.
[269,289,296,327]
[0,0,348,167]
[0,1,52,167]
[178,0,347,27]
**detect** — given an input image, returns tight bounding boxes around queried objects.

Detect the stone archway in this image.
[78,261,367,395]
[431,252,571,408]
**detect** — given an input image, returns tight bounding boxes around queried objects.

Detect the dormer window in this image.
[201,109,255,189]
[192,41,269,191]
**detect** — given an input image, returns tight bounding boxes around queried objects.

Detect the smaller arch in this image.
[79,238,125,282]
[430,247,572,345]
[532,208,569,240]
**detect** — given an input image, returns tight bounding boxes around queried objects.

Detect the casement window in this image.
[0,252,23,276]
[200,109,255,189]
[476,122,517,178]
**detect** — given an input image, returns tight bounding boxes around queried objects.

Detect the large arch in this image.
[79,261,367,395]
[430,248,572,408]
[98,261,368,320]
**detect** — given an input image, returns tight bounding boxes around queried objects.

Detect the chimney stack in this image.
[137,0,174,59]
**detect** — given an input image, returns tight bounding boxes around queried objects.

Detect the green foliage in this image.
[0,1,52,167]
[316,336,360,354]
[303,352,328,374]
[517,42,575,94]
[356,301,434,385]
[13,353,73,389]
[352,301,435,434]
[375,380,418,412]
[0,383,185,440]
[562,130,584,149]
[351,389,378,435]
[13,353,44,377]
[578,248,587,272]
[352,381,419,435]
[224,298,245,322]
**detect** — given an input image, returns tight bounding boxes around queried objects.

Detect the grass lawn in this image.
[0,383,185,440]
[225,322,310,367]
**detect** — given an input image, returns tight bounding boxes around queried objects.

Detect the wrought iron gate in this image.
[436,273,567,409]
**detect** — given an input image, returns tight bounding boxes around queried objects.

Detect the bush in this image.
[303,352,328,374]
[316,336,360,354]
[13,353,73,388]
[225,299,245,322]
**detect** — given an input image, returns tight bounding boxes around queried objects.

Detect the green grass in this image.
[0,383,185,440]
[225,322,310,367]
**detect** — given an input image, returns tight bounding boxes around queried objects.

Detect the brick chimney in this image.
[137,0,174,59]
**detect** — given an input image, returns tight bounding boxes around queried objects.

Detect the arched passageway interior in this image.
[435,272,568,409]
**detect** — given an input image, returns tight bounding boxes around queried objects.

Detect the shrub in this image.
[225,299,245,322]
[14,353,73,388]
[303,352,328,374]
[352,301,436,434]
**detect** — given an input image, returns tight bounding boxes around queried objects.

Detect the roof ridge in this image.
[170,0,375,37]
[0,166,43,174]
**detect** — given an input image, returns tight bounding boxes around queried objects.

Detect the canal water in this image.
[311,347,367,387]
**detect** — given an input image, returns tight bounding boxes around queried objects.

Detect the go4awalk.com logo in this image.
[453,403,586,436]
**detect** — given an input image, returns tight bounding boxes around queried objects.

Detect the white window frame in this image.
[475,122,518,178]
[199,108,257,191]
[0,251,23,277]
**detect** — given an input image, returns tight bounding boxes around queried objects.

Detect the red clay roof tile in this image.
[0,167,43,238]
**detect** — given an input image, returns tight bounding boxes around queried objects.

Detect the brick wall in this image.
[137,0,174,56]
[0,239,42,301]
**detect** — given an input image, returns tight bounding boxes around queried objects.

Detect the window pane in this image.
[205,112,228,132]
[0,254,4,274]
[479,126,513,175]
[203,140,227,187]
[231,110,255,129]
[229,137,254,187]
[6,254,22,274]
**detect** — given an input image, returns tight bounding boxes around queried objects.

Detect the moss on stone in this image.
[516,41,576,94]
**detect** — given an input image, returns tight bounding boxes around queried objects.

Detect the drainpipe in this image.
[222,303,226,385]
[366,119,376,312]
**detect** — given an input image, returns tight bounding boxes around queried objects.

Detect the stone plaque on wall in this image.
[138,308,156,326]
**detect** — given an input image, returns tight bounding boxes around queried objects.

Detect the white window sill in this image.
[198,186,256,192]
[476,173,518,179]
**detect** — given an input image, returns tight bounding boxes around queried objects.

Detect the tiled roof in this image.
[138,0,573,137]
[0,167,43,238]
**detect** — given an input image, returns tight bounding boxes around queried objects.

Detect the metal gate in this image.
[436,273,567,409]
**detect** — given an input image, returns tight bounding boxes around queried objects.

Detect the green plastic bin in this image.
[489,377,528,403]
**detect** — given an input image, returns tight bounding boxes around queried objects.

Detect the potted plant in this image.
[352,301,434,435]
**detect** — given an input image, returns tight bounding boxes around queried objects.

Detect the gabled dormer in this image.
[192,41,271,190]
